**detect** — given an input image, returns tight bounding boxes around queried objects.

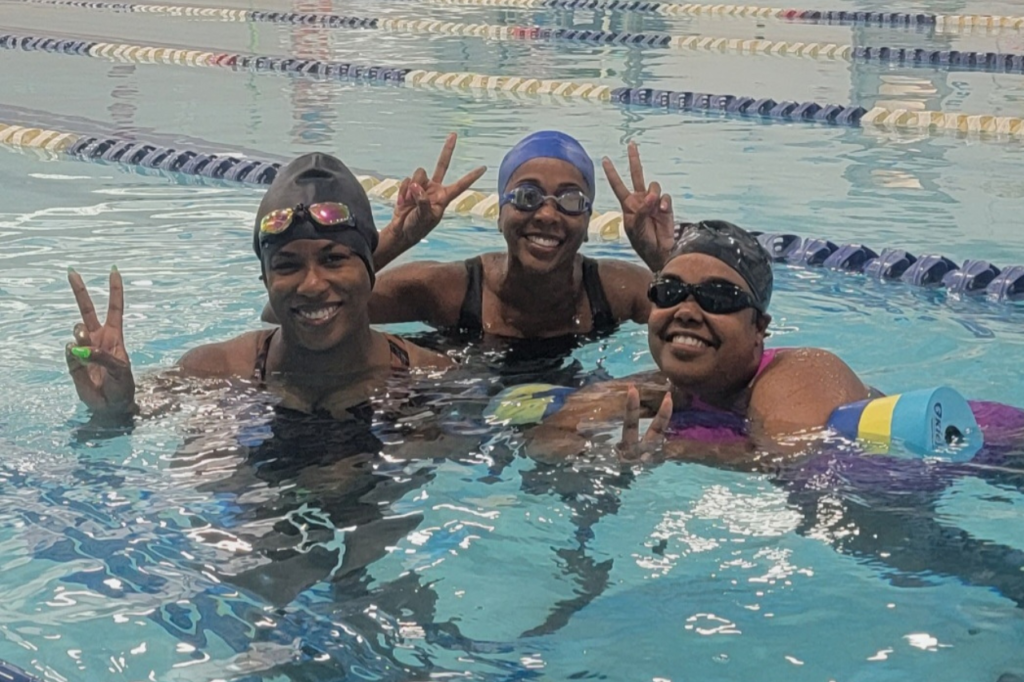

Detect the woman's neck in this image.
[496,253,582,312]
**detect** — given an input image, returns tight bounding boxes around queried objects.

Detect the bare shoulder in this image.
[592,257,653,324]
[750,347,869,436]
[753,347,865,396]
[766,347,855,376]
[177,330,266,379]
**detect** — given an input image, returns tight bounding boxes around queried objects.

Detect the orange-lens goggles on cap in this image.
[259,201,354,236]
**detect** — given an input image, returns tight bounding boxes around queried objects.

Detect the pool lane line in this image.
[22,0,1024,30]
[16,0,1024,74]
[2,120,1022,301]
[0,120,627,238]
[5,31,1024,143]
[424,0,1024,31]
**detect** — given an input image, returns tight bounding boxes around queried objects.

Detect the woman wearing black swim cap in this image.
[529,220,872,463]
[65,152,451,421]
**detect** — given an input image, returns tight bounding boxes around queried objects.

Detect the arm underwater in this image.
[485,382,1024,463]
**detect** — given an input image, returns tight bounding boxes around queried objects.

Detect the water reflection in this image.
[3,353,1024,680]
[286,0,339,146]
[106,63,139,139]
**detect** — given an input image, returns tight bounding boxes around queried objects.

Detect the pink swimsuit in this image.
[664,348,780,443]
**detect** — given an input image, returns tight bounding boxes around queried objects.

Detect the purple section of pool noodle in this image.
[969,400,1024,464]
[787,401,1024,495]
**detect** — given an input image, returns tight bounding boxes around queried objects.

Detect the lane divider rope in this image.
[4,32,1024,142]
[15,0,1024,73]
[423,0,1024,30]
[1,120,1021,301]
[22,0,1024,30]
[0,120,625,238]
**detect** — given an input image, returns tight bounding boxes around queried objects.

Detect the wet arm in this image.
[372,221,416,271]
[593,258,653,325]
[525,375,664,459]
[369,261,464,326]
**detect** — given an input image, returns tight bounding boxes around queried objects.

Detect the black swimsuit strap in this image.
[253,327,278,383]
[253,328,409,384]
[384,334,411,370]
[454,255,484,335]
[454,255,615,336]
[581,257,615,333]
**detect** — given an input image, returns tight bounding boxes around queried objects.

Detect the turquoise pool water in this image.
[2,0,1024,679]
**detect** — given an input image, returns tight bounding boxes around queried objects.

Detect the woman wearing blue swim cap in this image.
[65,152,452,422]
[368,131,655,339]
[528,220,872,463]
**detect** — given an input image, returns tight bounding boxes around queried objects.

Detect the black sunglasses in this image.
[502,183,592,216]
[648,277,761,315]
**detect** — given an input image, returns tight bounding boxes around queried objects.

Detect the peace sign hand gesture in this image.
[65,267,137,417]
[388,133,487,248]
[603,141,677,272]
[617,385,673,463]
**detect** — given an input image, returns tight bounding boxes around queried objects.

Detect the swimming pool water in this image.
[2,0,1024,679]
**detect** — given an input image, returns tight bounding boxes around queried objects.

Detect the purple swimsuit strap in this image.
[668,348,783,443]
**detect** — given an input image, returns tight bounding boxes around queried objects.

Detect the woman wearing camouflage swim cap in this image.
[529,220,872,463]
[65,152,451,422]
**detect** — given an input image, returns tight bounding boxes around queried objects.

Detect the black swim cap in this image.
[253,153,379,286]
[667,220,773,312]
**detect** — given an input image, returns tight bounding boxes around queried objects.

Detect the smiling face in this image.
[498,157,590,273]
[648,253,770,397]
[264,238,372,352]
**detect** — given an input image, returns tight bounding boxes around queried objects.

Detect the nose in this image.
[296,264,329,297]
[532,197,561,224]
[670,295,705,325]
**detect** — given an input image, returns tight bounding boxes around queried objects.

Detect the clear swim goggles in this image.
[502,183,592,216]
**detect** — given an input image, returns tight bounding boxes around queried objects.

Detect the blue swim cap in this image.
[498,131,595,199]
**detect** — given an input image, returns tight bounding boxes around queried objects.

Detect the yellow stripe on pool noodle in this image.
[857,394,899,449]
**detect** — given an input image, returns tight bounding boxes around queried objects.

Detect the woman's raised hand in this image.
[603,141,677,271]
[65,267,137,417]
[388,133,487,247]
[617,385,672,462]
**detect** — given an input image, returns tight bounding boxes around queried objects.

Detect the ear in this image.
[755,311,771,337]
[261,301,280,325]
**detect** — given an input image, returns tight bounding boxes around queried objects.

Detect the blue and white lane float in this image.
[15,0,1024,74]
[1,118,1022,303]
[424,0,1024,31]
[20,0,1024,32]
[5,32,1024,144]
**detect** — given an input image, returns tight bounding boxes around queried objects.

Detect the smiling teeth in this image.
[527,235,559,247]
[298,306,337,321]
[671,334,708,348]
